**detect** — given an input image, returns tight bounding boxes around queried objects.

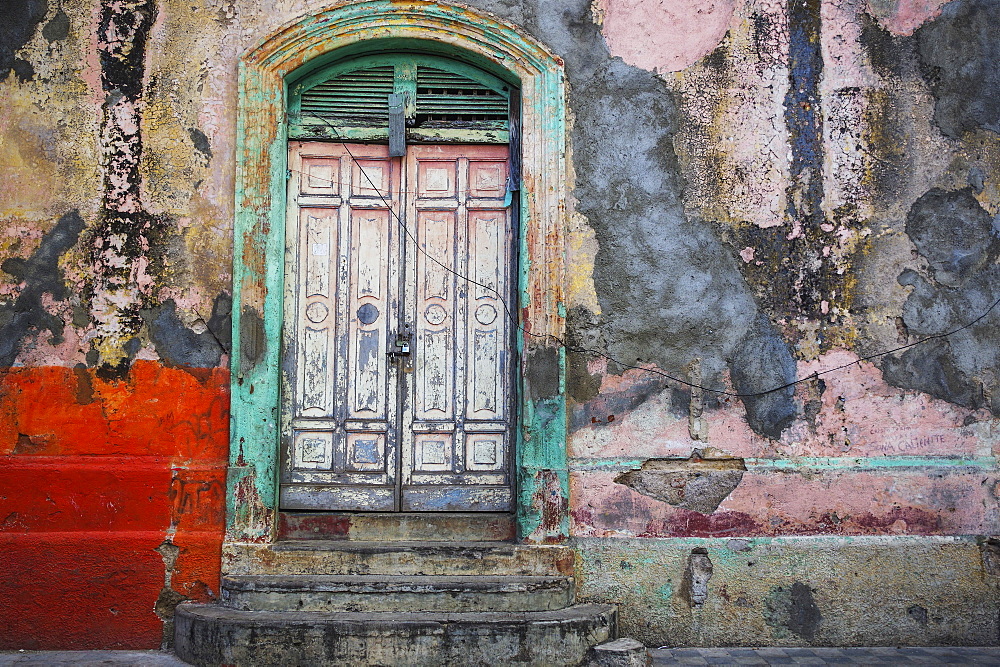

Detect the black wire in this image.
[290,114,1000,400]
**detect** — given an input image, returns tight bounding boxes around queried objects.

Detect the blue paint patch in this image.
[784,0,824,187]
[780,0,831,318]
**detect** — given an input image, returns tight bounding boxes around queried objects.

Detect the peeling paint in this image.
[0,210,85,366]
[86,0,166,375]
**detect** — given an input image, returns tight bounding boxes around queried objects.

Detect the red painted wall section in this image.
[0,362,228,650]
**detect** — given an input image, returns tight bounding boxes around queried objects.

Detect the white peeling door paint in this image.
[281,142,514,512]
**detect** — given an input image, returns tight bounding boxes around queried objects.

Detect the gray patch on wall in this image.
[905,187,997,286]
[0,0,48,81]
[861,12,916,81]
[239,305,266,372]
[566,305,604,403]
[881,188,1000,413]
[916,0,1000,138]
[41,7,69,42]
[729,313,798,439]
[0,210,86,367]
[574,68,758,386]
[907,604,929,626]
[764,582,822,640]
[188,128,212,160]
[141,293,231,368]
[526,346,560,401]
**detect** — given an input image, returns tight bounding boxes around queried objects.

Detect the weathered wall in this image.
[559,0,1000,643]
[0,0,231,649]
[575,537,1000,646]
[1,0,998,649]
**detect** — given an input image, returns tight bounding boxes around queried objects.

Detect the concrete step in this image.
[224,541,575,577]
[174,603,617,666]
[221,574,575,612]
[278,511,516,542]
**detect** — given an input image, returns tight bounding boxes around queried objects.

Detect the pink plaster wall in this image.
[865,0,951,35]
[570,352,991,462]
[571,468,999,537]
[595,0,738,73]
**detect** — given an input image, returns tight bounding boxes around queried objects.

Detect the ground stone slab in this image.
[589,637,651,666]
[174,602,617,666]
[650,647,1000,665]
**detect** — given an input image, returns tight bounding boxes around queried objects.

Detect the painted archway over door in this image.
[227,1,570,553]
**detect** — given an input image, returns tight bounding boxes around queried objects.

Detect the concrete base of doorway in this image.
[174,541,618,666]
[174,604,617,666]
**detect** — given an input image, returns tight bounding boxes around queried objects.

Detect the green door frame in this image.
[225,0,570,554]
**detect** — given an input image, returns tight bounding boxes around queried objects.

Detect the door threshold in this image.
[277,511,516,543]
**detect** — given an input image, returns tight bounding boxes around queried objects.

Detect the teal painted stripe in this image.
[568,534,985,547]
[568,457,645,470]
[568,456,998,471]
[747,456,998,469]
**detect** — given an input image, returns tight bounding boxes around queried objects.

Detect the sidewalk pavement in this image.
[1,647,999,665]
[650,647,1000,665]
[0,653,184,666]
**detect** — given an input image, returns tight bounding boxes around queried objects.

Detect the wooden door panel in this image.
[281,143,400,510]
[347,210,390,419]
[467,210,506,421]
[414,209,457,422]
[298,209,337,419]
[402,486,514,512]
[281,141,513,512]
[400,144,513,512]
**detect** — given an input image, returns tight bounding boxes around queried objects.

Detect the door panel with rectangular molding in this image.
[280,142,514,512]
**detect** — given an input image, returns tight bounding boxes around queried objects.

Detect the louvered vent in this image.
[300,66,395,125]
[415,66,508,125]
[292,59,511,143]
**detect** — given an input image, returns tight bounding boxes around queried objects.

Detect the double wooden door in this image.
[280,141,514,512]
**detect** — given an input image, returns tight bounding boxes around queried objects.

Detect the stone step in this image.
[224,541,575,577]
[278,511,516,542]
[174,603,617,666]
[221,574,575,612]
